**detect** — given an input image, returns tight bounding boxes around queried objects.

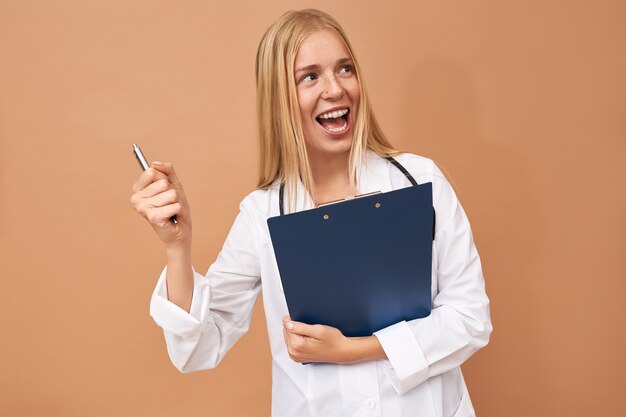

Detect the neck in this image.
[308,151,355,206]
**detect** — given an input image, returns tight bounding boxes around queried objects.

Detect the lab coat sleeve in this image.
[149,196,262,373]
[374,167,492,395]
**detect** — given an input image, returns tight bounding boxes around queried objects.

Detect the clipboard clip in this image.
[317,190,382,208]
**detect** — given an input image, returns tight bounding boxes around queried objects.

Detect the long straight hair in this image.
[255,9,399,212]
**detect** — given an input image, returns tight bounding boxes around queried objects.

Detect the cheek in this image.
[347,80,360,101]
[298,97,317,128]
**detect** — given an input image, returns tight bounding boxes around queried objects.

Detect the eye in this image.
[300,73,317,83]
[339,65,353,74]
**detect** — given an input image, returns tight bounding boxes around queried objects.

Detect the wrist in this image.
[346,336,387,363]
[165,242,192,263]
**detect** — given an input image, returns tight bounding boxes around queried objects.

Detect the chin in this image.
[308,140,352,160]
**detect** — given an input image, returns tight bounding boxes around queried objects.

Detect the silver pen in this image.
[132,144,178,224]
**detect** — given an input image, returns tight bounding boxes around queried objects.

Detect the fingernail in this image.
[284,321,294,330]
[152,161,162,165]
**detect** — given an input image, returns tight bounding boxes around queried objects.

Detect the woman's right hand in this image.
[130,161,192,249]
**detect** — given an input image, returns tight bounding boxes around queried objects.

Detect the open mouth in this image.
[316,108,350,134]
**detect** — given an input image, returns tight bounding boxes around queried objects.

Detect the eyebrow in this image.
[294,57,353,75]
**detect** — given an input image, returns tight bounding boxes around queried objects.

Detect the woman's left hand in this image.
[282,316,388,364]
[282,316,355,363]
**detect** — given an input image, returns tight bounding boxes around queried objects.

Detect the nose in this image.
[322,75,344,100]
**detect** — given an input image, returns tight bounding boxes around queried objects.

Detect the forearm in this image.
[348,335,387,363]
[164,244,194,312]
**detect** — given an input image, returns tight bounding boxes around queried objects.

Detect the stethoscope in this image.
[278,156,435,240]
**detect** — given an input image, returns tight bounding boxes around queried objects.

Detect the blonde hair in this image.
[255,9,399,212]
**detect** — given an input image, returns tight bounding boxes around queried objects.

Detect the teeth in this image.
[318,108,349,119]
[326,118,348,133]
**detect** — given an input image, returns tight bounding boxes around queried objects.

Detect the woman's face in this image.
[294,29,360,163]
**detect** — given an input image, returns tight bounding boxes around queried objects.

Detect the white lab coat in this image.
[150,150,492,417]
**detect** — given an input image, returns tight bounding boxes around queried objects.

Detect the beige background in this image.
[1,1,624,416]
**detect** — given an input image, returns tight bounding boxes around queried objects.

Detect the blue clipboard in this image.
[267,183,433,337]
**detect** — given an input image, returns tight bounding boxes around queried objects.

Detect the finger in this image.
[283,329,300,357]
[131,181,175,212]
[284,320,323,339]
[144,203,182,227]
[132,167,168,193]
[152,161,182,187]
[283,328,309,363]
[283,328,290,348]
[143,188,180,210]
[283,327,307,349]
[138,178,170,199]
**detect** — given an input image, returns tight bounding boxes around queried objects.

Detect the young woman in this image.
[131,9,492,417]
